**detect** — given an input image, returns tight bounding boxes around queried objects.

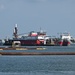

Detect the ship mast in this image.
[13,24,18,38]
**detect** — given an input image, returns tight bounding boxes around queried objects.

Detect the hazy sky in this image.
[0,0,75,39]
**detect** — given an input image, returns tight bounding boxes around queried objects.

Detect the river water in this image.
[0,45,75,75]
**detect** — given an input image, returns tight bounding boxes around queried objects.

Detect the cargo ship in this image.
[4,24,51,46]
[3,24,71,46]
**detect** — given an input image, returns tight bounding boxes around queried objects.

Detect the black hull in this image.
[3,43,56,46]
[4,39,69,46]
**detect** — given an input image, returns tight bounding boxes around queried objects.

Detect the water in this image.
[0,45,75,75]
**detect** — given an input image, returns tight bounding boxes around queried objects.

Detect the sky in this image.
[0,0,75,39]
